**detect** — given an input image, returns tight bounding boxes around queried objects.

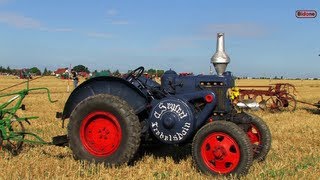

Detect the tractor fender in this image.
[61,76,147,119]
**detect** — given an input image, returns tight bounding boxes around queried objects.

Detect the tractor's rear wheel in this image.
[68,94,141,166]
[192,121,253,176]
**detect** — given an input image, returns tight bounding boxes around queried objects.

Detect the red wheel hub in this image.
[246,124,261,153]
[201,132,240,174]
[80,111,122,157]
[247,124,261,145]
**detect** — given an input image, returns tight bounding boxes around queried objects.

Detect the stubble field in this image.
[0,76,319,179]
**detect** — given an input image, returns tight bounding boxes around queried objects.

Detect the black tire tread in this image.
[68,94,141,165]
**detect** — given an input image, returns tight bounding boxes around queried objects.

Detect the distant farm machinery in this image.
[236,83,320,112]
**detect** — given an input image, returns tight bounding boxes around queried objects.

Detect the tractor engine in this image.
[161,70,234,114]
[161,33,234,114]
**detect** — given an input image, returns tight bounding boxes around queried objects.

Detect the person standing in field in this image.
[71,69,79,88]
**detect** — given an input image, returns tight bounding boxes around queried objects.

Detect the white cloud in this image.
[106,9,130,25]
[107,9,117,16]
[0,0,9,4]
[0,12,74,33]
[203,23,267,38]
[87,32,113,39]
[154,23,268,52]
[0,12,113,39]
[50,28,73,32]
[40,27,73,32]
[155,37,198,51]
[0,12,42,28]
[110,20,129,25]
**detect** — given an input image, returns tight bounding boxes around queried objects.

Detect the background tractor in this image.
[56,33,271,176]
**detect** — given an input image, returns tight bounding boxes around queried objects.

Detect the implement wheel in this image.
[68,94,141,166]
[192,121,253,176]
[265,96,283,112]
[1,115,25,155]
[279,94,296,112]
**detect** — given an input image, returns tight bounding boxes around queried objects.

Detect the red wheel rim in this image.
[246,124,261,155]
[201,132,240,174]
[80,111,122,157]
[246,124,261,145]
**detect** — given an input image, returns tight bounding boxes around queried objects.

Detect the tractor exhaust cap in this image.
[211,33,230,76]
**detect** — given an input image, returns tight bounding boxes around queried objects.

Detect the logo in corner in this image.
[296,10,317,18]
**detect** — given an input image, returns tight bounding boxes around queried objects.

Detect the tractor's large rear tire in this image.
[192,121,253,176]
[68,94,141,166]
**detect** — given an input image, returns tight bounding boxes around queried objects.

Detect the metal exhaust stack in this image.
[211,33,230,76]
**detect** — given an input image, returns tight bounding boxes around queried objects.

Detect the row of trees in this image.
[0,65,90,76]
[90,69,165,78]
[2,65,319,80]
[145,68,165,77]
[71,65,166,77]
[0,65,166,77]
[0,66,42,75]
[70,65,166,77]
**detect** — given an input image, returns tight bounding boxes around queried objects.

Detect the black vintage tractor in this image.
[56,33,271,176]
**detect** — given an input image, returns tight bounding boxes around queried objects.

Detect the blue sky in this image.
[0,0,319,78]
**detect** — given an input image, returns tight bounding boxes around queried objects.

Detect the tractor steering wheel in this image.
[125,66,145,82]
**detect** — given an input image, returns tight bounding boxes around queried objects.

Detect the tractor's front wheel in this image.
[192,121,253,176]
[68,94,141,166]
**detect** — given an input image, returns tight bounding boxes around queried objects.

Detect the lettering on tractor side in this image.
[154,102,188,120]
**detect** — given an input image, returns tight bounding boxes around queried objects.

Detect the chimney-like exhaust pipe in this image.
[211,33,230,76]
